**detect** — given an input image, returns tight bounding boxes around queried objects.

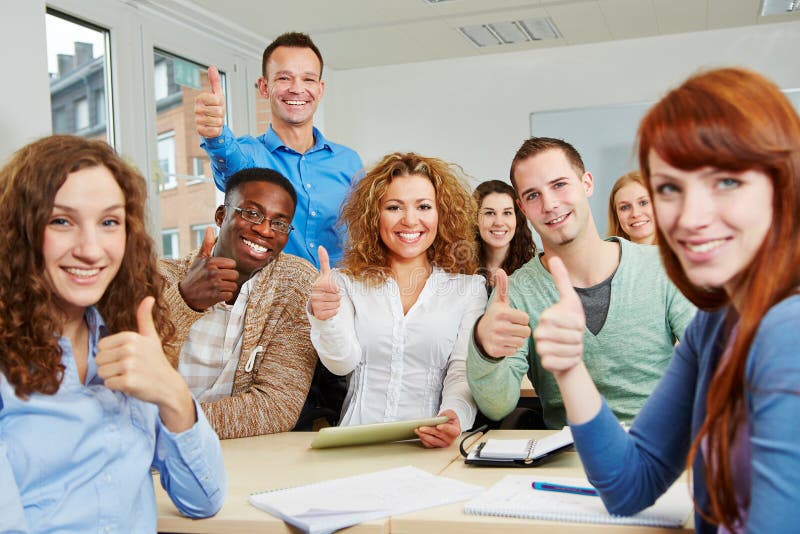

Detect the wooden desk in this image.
[155,431,468,533]
[390,430,694,534]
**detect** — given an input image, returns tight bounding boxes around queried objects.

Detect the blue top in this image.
[201,125,363,268]
[571,295,800,533]
[0,307,226,533]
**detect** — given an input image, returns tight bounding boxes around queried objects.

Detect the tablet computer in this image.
[310,416,449,449]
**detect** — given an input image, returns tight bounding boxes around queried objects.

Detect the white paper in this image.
[249,465,483,534]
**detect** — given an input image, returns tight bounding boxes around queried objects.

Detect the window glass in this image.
[191,223,218,249]
[46,10,112,144]
[154,50,225,258]
[161,229,180,259]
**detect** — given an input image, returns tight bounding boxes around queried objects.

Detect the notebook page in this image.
[479,439,533,460]
[249,465,483,534]
[465,475,692,527]
[531,426,573,459]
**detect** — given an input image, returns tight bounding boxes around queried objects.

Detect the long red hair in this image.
[638,68,800,530]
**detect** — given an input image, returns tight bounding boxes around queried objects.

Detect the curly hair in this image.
[0,135,175,398]
[606,170,657,243]
[473,180,536,277]
[638,67,800,530]
[339,152,478,284]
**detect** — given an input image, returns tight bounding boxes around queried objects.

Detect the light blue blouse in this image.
[0,306,226,532]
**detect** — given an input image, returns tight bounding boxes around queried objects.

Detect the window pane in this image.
[46,11,111,144]
[154,50,224,258]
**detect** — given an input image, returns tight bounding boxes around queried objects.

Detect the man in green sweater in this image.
[467,137,695,429]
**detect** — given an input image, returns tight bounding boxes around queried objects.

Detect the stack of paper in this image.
[249,465,482,534]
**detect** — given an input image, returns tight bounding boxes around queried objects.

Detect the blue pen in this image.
[532,481,599,497]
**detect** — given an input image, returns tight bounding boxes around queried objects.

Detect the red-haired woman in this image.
[534,68,800,532]
[0,136,225,531]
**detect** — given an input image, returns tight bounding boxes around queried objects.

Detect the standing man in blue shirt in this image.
[195,32,363,269]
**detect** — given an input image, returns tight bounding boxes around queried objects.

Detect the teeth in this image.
[490,230,508,236]
[631,221,649,227]
[685,239,726,253]
[243,238,268,253]
[548,213,568,225]
[286,100,306,105]
[398,232,421,240]
[65,267,100,277]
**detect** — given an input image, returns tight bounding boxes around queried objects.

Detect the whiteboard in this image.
[530,90,800,236]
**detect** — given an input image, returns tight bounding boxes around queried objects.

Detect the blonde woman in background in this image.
[608,171,657,244]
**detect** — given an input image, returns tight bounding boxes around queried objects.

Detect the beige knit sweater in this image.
[159,250,317,439]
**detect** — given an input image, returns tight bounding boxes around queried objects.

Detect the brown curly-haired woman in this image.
[0,135,225,531]
[309,152,487,448]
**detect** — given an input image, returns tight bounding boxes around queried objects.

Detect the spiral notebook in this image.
[464,475,692,528]
[464,426,574,466]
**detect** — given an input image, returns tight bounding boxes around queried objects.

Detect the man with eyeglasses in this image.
[159,167,318,439]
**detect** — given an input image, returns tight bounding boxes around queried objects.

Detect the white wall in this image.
[0,0,51,164]
[325,21,800,186]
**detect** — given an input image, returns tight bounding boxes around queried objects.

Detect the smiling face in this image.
[259,46,324,130]
[378,174,438,269]
[478,192,517,250]
[614,181,656,244]
[43,165,126,322]
[514,148,594,251]
[649,150,774,300]
[215,180,294,281]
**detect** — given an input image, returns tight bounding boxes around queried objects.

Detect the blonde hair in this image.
[339,152,478,284]
[607,170,650,241]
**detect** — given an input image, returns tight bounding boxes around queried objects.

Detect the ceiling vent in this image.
[761,0,800,15]
[459,17,560,48]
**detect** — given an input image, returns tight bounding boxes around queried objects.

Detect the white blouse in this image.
[308,268,487,429]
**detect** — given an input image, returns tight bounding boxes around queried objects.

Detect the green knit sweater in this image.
[468,238,696,428]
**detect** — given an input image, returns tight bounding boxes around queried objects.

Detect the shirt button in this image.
[217,139,224,144]
[103,473,112,483]
[311,211,316,217]
[305,183,311,189]
[309,242,315,248]
[217,158,224,162]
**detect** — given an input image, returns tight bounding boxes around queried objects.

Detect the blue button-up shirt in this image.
[202,125,363,268]
[0,307,226,533]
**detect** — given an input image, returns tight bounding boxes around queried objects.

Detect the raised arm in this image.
[467,270,532,421]
[196,66,252,189]
[308,246,361,376]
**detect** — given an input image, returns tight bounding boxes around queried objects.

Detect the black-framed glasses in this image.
[227,206,294,235]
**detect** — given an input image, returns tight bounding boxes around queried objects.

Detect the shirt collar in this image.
[264,125,334,155]
[57,306,107,385]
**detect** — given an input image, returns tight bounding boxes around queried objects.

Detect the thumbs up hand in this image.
[533,257,586,377]
[475,269,531,357]
[179,226,239,311]
[195,66,226,138]
[96,297,195,431]
[310,245,341,320]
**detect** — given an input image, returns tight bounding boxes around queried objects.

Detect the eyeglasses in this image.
[227,206,294,235]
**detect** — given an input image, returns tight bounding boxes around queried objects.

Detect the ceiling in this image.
[178,0,799,69]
